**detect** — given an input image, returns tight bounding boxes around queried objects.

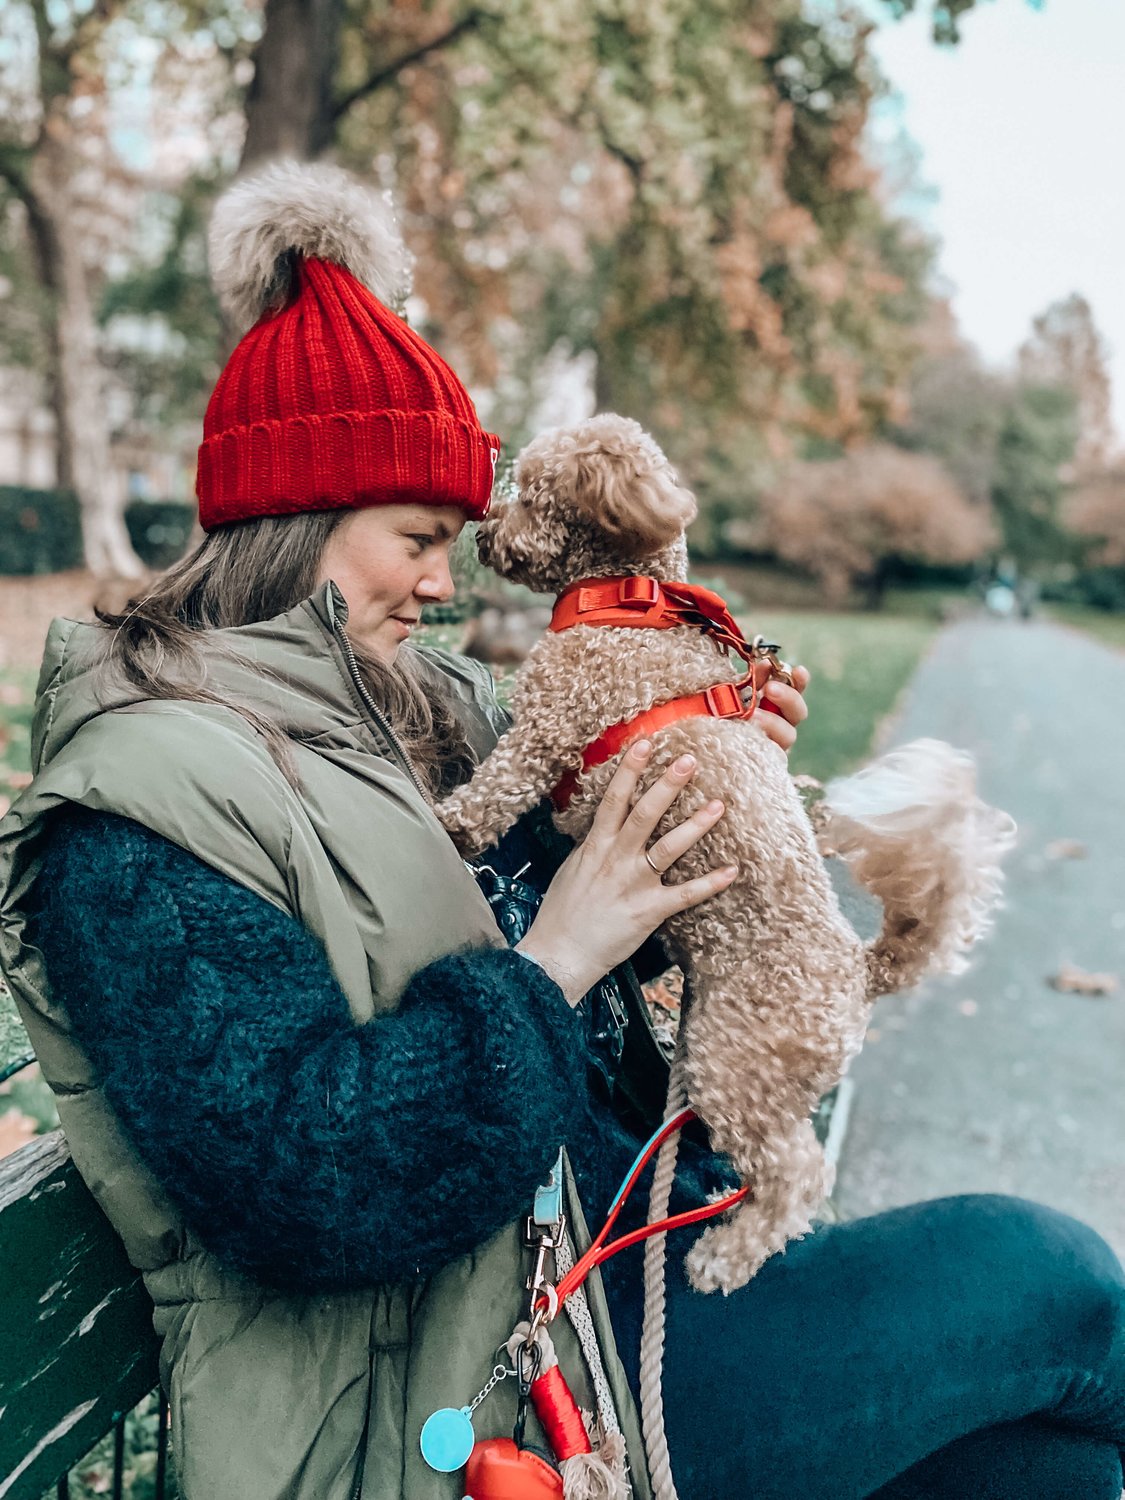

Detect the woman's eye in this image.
[409,534,436,550]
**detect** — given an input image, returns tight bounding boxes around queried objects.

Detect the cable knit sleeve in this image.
[29,806,585,1292]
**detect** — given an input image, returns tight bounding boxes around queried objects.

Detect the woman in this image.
[1,162,1123,1500]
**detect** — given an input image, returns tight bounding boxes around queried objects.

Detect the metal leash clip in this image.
[749,633,795,686]
[523,1150,566,1343]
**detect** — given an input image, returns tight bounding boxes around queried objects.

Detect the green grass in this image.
[1047,604,1125,652]
[739,610,938,784]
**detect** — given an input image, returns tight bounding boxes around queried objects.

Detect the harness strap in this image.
[551,681,755,812]
[549,575,745,652]
[547,574,789,812]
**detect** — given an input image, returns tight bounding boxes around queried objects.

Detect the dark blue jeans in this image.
[622,1194,1125,1499]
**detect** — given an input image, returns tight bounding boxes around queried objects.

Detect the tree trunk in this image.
[861,557,892,612]
[240,0,344,168]
[25,125,144,579]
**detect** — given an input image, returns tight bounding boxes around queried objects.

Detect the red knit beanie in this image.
[197,162,500,531]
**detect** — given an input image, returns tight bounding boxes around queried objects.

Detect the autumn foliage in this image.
[1066,471,1125,569]
[750,445,995,605]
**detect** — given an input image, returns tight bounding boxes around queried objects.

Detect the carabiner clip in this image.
[527,1283,559,1342]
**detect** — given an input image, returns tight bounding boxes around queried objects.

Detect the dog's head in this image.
[477,414,698,593]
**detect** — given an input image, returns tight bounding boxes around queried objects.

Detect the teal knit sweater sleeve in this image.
[28,806,586,1292]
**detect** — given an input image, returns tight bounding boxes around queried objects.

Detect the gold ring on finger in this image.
[644,848,663,876]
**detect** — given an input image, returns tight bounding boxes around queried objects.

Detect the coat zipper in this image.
[349,1345,376,1500]
[329,611,430,803]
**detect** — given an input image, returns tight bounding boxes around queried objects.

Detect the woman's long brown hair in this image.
[94,513,475,797]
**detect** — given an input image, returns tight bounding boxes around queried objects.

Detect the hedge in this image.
[0,486,84,574]
[0,487,196,574]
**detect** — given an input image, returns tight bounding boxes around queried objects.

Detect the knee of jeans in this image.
[970,1195,1125,1369]
[1053,1438,1125,1500]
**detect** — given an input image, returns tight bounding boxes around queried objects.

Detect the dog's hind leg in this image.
[683,1115,831,1293]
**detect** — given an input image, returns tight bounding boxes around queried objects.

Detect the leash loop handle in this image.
[533,1108,748,1325]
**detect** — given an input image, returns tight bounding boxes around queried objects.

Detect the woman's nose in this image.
[418,554,456,603]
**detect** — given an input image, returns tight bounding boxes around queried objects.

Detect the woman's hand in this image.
[516,741,737,1005]
[759,664,810,754]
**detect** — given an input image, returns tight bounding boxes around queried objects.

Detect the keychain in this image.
[419,1361,516,1473]
[461,1336,566,1499]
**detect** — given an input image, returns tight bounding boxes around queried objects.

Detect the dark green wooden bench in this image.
[0,1057,169,1500]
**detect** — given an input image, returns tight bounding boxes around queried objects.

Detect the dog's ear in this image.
[561,443,697,552]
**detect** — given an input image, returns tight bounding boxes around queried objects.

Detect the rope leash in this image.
[639,1050,689,1500]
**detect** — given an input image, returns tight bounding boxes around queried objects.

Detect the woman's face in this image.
[315,503,466,662]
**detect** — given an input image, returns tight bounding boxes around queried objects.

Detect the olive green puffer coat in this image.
[0,582,652,1500]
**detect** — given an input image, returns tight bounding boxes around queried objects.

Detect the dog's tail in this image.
[817,739,1017,1001]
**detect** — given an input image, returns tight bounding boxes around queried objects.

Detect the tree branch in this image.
[330,9,485,123]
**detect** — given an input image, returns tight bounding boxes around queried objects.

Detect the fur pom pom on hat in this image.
[208,160,414,334]
[196,159,500,531]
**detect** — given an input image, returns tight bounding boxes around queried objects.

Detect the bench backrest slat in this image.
[0,1131,161,1500]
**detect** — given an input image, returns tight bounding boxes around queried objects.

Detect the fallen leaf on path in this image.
[644,980,682,1014]
[1045,839,1087,861]
[1048,964,1119,997]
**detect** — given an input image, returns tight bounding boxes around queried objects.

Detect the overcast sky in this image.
[866,0,1125,446]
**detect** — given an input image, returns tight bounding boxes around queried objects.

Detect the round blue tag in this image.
[420,1406,475,1472]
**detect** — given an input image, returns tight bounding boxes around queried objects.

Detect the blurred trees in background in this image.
[891,306,1085,579]
[1018,292,1114,476]
[0,0,1116,603]
[1065,470,1125,608]
[747,443,993,607]
[0,0,149,574]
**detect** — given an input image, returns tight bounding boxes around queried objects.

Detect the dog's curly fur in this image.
[438,413,1016,1294]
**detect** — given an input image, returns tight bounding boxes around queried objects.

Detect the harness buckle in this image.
[617,576,660,607]
[703,681,745,718]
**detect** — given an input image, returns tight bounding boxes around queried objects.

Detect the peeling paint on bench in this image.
[0,1131,161,1500]
[0,1399,97,1498]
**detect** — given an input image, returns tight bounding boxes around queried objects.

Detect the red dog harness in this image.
[548,575,788,810]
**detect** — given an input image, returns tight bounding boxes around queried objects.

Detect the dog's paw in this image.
[683,1222,765,1296]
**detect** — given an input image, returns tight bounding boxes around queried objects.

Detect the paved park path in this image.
[833,615,1125,1257]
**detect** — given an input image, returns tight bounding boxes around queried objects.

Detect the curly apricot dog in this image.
[438,413,1015,1295]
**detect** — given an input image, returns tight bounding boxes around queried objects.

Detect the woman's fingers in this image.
[759,712,798,753]
[618,751,699,853]
[759,665,810,755]
[587,738,653,840]
[645,797,725,873]
[660,862,740,911]
[762,675,809,725]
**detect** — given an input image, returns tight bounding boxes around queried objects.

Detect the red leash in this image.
[532,1106,747,1332]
